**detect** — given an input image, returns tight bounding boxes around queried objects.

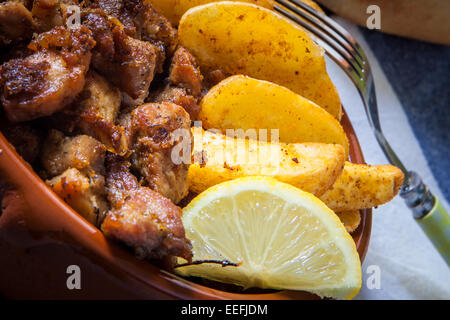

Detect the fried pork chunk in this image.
[0,1,36,47]
[123,102,191,204]
[32,0,63,32]
[87,0,177,54]
[82,10,158,101]
[152,46,204,120]
[41,130,105,177]
[41,130,108,225]
[102,155,192,261]
[169,46,203,97]
[131,0,178,55]
[0,26,95,122]
[67,70,128,155]
[47,167,107,225]
[153,86,200,121]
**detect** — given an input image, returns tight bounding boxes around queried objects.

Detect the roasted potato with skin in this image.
[149,0,274,26]
[178,2,342,119]
[199,75,349,158]
[188,127,345,196]
[336,210,361,233]
[320,162,404,211]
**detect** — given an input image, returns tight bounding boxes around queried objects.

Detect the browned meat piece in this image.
[152,85,200,121]
[81,10,115,59]
[47,168,107,225]
[0,26,95,122]
[41,130,106,177]
[31,0,80,32]
[31,0,63,32]
[95,27,157,100]
[68,70,128,155]
[169,46,203,97]
[126,102,191,204]
[121,92,148,110]
[28,24,94,62]
[87,0,177,55]
[102,155,192,261]
[104,154,139,207]
[131,0,177,55]
[85,0,135,36]
[83,10,158,100]
[1,121,41,164]
[102,187,193,260]
[0,52,83,122]
[41,130,108,225]
[0,1,36,47]
[150,46,204,120]
[77,71,121,124]
[204,69,228,89]
[0,50,67,122]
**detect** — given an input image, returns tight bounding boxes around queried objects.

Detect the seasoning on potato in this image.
[320,162,405,211]
[199,75,350,158]
[188,127,346,196]
[178,2,342,119]
[149,0,274,26]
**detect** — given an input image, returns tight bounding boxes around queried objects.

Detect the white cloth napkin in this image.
[327,18,450,300]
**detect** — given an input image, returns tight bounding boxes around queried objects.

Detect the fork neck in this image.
[400,171,435,219]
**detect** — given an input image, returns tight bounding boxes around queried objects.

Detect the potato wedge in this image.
[188,127,345,196]
[178,2,342,119]
[199,75,349,158]
[149,0,274,26]
[320,162,404,211]
[336,210,361,233]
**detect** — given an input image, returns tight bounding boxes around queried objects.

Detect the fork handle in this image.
[416,197,450,266]
[401,171,450,266]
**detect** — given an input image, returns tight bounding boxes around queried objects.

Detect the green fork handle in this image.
[416,197,450,266]
[401,172,450,266]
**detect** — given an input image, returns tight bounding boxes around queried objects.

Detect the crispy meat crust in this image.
[68,70,128,155]
[102,155,192,261]
[41,130,106,177]
[0,1,36,47]
[128,102,192,204]
[0,26,95,122]
[169,46,203,97]
[42,130,108,225]
[47,167,107,225]
[83,10,158,100]
[153,85,200,121]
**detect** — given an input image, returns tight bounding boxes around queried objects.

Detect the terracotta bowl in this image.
[0,110,371,300]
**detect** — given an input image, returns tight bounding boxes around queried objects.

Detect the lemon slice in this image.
[176,176,362,299]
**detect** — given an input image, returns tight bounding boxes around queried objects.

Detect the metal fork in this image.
[274,0,449,264]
